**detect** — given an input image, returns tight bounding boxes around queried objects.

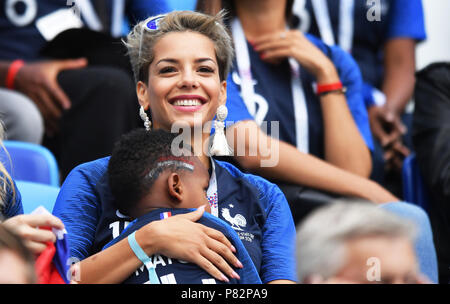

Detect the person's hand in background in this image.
[14,58,87,136]
[2,213,65,255]
[368,104,410,171]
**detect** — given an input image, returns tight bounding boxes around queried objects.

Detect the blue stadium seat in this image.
[0,140,60,187]
[402,153,429,211]
[16,180,60,214]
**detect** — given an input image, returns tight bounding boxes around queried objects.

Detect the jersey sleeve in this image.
[244,174,298,283]
[52,158,109,261]
[386,0,426,41]
[2,178,23,218]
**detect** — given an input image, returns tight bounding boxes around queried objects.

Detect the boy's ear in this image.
[167,173,183,203]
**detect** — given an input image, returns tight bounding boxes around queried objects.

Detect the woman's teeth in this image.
[173,99,202,106]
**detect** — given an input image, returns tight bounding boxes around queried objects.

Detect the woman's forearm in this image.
[320,91,372,177]
[316,65,372,177]
[231,121,396,203]
[74,209,240,284]
[76,236,144,284]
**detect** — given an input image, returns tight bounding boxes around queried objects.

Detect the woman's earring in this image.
[139,106,151,131]
[210,105,232,156]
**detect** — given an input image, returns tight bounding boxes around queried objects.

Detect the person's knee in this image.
[0,90,44,144]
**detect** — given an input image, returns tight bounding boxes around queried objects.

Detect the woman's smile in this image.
[169,94,207,112]
[139,31,227,130]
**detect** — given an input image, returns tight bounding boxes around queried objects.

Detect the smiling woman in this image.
[138,31,227,133]
[52,10,297,284]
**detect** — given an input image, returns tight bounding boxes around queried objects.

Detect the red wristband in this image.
[316,82,343,95]
[6,59,25,90]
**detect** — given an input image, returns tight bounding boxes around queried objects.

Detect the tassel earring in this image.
[210,105,232,156]
[139,106,151,131]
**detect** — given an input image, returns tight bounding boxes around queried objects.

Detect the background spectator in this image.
[0,224,36,284]
[0,0,172,180]
[296,201,430,284]
[413,62,450,284]
[295,0,426,197]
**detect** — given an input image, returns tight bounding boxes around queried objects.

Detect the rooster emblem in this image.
[221,207,247,231]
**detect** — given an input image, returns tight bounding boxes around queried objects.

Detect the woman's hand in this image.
[2,213,65,255]
[252,29,339,83]
[136,206,243,282]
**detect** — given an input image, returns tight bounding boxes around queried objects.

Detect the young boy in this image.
[105,129,261,284]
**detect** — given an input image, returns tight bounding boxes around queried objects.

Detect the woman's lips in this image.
[169,95,206,113]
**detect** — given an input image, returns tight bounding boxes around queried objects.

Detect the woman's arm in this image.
[316,61,372,177]
[252,30,371,177]
[55,160,241,283]
[74,208,242,283]
[229,120,398,204]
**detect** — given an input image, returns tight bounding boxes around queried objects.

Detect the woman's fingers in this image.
[199,247,240,281]
[260,48,292,61]
[2,214,65,254]
[18,225,56,243]
[18,213,65,230]
[253,39,292,54]
[193,254,230,283]
[203,226,243,266]
[148,208,243,282]
[23,240,49,255]
[178,205,206,222]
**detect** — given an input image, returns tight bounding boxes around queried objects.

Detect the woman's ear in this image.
[219,80,227,106]
[137,81,150,110]
[167,173,183,203]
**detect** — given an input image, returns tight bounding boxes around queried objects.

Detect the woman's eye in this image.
[159,66,176,74]
[198,66,214,73]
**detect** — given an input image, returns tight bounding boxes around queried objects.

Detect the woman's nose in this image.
[177,71,199,89]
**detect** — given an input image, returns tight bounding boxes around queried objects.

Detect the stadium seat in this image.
[402,153,429,211]
[0,140,60,187]
[16,180,60,214]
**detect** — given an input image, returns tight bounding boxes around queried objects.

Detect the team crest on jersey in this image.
[221,204,247,231]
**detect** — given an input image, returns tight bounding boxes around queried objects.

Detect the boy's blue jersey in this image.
[103,208,262,284]
[53,157,298,283]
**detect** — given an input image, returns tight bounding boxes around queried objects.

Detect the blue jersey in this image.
[0,0,170,60]
[0,175,23,218]
[300,0,426,89]
[103,208,262,284]
[53,157,297,283]
[227,33,374,156]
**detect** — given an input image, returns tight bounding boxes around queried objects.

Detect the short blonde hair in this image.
[124,10,234,83]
